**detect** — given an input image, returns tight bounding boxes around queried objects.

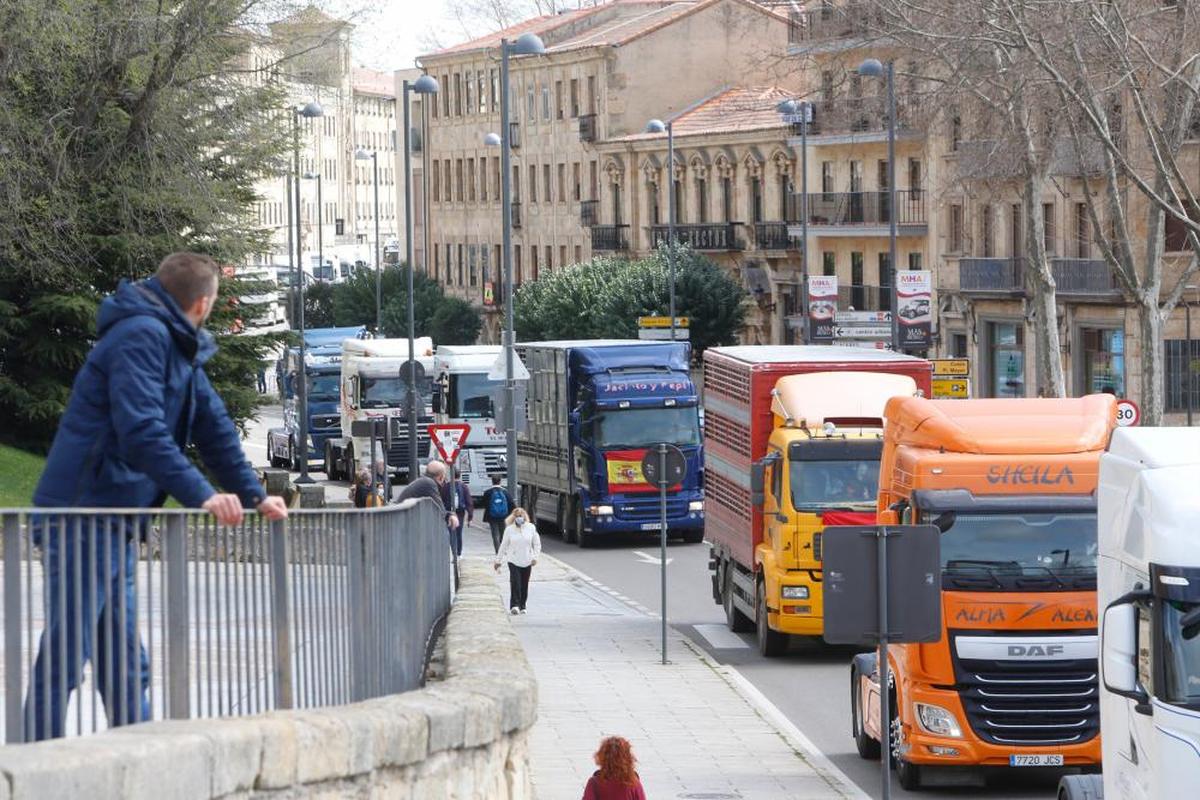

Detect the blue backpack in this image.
[488,488,510,519]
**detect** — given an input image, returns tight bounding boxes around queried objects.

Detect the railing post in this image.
[163,515,190,720]
[4,513,23,742]
[345,512,367,702]
[269,518,294,709]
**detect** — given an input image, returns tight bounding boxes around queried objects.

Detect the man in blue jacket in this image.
[26,251,288,740]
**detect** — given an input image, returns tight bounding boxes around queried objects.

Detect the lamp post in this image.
[292,100,324,485]
[398,73,440,479]
[355,148,382,332]
[302,171,323,278]
[858,57,899,353]
[645,118,677,343]
[777,99,811,343]
[286,170,296,321]
[483,32,545,499]
[1187,284,1197,427]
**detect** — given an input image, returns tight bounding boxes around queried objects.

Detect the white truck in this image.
[433,345,506,498]
[1057,427,1200,800]
[323,336,436,484]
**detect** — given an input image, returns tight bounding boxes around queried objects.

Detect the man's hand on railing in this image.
[257,496,289,521]
[202,493,245,526]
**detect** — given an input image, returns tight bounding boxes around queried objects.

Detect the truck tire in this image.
[288,438,299,472]
[268,436,281,468]
[1058,775,1104,800]
[321,443,333,478]
[892,715,922,790]
[681,529,705,544]
[850,661,881,760]
[563,504,580,545]
[723,563,754,633]
[756,579,789,657]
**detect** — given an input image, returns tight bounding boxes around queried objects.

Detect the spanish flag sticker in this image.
[606,449,654,493]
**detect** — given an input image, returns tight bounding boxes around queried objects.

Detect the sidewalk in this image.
[461,522,863,800]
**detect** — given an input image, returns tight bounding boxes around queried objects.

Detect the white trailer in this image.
[324,336,436,483]
[433,345,506,498]
[1058,427,1200,799]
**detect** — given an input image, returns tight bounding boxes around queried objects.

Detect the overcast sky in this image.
[326,0,469,72]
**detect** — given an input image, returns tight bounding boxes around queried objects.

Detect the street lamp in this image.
[777,99,812,344]
[354,147,382,332]
[858,57,899,353]
[645,118,678,343]
[485,31,545,500]
[302,171,323,280]
[398,73,440,479]
[292,100,324,485]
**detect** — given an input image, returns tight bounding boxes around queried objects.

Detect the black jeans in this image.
[508,563,532,610]
[488,520,505,553]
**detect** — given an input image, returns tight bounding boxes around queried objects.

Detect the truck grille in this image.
[951,634,1099,746]
[615,497,689,521]
[481,449,507,474]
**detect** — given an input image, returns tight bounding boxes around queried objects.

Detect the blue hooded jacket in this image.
[34,277,265,510]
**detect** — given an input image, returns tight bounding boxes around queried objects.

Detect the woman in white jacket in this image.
[494,507,541,614]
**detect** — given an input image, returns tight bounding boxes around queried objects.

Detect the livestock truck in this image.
[852,394,1116,789]
[703,346,932,656]
[516,340,704,547]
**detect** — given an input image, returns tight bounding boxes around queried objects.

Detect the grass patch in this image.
[0,444,45,507]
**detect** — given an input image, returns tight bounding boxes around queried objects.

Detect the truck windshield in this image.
[360,377,434,410]
[789,460,879,510]
[449,374,498,419]
[593,407,700,448]
[307,374,339,401]
[937,512,1097,591]
[1162,600,1200,707]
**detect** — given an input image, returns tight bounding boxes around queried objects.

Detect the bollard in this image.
[262,468,291,496]
[297,484,325,509]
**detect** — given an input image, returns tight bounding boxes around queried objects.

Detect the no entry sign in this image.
[428,424,470,463]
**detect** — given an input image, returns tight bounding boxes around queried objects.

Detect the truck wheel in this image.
[681,529,704,544]
[563,504,580,545]
[892,716,922,790]
[1058,775,1104,800]
[321,443,333,477]
[723,563,754,633]
[288,438,299,472]
[756,580,789,657]
[850,663,881,760]
[268,437,280,468]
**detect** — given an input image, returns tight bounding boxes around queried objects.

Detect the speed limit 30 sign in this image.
[1116,399,1140,427]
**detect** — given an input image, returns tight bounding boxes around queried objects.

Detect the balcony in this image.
[755,222,795,251]
[957,257,1120,298]
[959,257,1025,295]
[651,223,744,252]
[794,190,927,235]
[1052,258,1121,298]
[795,96,920,140]
[591,224,630,252]
[788,3,876,48]
[580,199,598,227]
[579,113,597,143]
[511,200,522,229]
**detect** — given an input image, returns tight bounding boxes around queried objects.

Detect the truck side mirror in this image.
[1102,596,1150,706]
[347,376,359,410]
[750,462,766,508]
[431,386,443,414]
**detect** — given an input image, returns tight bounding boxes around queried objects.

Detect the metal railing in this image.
[651,222,744,251]
[957,257,1119,297]
[755,221,794,250]
[580,199,598,228]
[1052,258,1120,296]
[591,224,630,252]
[959,257,1025,293]
[797,96,920,136]
[800,190,927,227]
[2,501,451,743]
[788,2,876,45]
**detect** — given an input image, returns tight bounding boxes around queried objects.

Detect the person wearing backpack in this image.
[481,476,514,553]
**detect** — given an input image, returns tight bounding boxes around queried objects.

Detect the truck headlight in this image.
[590,505,614,516]
[781,585,809,600]
[688,500,704,512]
[916,703,963,738]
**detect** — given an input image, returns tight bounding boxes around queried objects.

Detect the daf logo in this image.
[1008,644,1065,658]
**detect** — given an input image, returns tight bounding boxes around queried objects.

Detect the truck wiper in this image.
[946,559,1023,571]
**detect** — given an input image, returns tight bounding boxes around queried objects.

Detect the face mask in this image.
[514,516,526,525]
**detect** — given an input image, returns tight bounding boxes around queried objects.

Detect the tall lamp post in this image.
[292,101,324,485]
[483,32,546,499]
[777,99,811,343]
[645,118,678,342]
[398,74,440,479]
[302,171,323,278]
[858,57,899,352]
[355,148,382,332]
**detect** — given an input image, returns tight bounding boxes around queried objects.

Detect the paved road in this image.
[535,531,1065,800]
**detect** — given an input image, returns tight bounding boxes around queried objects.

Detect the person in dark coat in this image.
[26,252,289,741]
[480,476,515,553]
[397,459,451,523]
[439,471,473,558]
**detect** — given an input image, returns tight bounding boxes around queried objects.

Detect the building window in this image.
[821,162,833,198]
[464,70,472,115]
[467,159,476,203]
[457,244,464,286]
[587,75,597,114]
[951,333,968,358]
[455,159,464,202]
[479,156,488,203]
[951,113,962,151]
[470,246,478,286]
[575,245,582,263]
[573,162,582,201]
[570,79,579,117]
[949,204,964,253]
[433,165,441,201]
[988,321,1025,398]
[721,176,733,222]
[908,252,923,270]
[612,181,623,225]
[1165,339,1200,412]
[494,159,501,200]
[545,245,553,271]
[750,177,763,224]
[908,158,922,193]
[478,72,487,114]
[590,161,599,200]
[490,69,499,113]
[531,245,540,281]
[434,244,441,281]
[849,161,862,192]
[1164,200,1200,252]
[981,205,995,257]
[878,253,892,312]
[822,252,836,276]
[1043,202,1056,255]
[1010,203,1023,258]
[555,80,564,119]
[453,73,462,115]
[513,165,521,200]
[558,163,566,203]
[444,160,452,202]
[850,252,865,309]
[697,178,708,223]
[543,164,552,202]
[649,181,661,226]
[542,86,551,120]
[1079,327,1125,396]
[514,244,522,285]
[1075,202,1091,258]
[529,164,538,202]
[877,159,889,190]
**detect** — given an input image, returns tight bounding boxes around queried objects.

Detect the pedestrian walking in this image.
[440,471,473,558]
[397,459,451,525]
[27,252,289,741]
[480,475,514,553]
[582,736,647,800]
[256,365,267,394]
[373,457,390,502]
[494,507,540,614]
[350,467,384,508]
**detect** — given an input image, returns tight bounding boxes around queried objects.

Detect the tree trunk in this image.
[1023,173,1066,397]
[1137,295,1165,425]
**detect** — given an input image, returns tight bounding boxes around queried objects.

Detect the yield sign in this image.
[428,424,470,463]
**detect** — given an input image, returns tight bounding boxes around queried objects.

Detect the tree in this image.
[300,281,337,329]
[329,264,482,343]
[514,245,748,355]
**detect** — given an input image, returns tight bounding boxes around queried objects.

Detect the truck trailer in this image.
[703,346,932,656]
[516,340,704,547]
[1057,427,1200,800]
[852,394,1116,789]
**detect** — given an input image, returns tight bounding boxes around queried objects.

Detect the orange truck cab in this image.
[851,394,1116,789]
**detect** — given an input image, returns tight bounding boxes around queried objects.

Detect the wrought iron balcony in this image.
[591,224,630,252]
[959,257,1025,294]
[1052,258,1120,297]
[511,200,522,229]
[580,199,598,227]
[798,190,927,228]
[651,223,744,252]
[579,113,597,143]
[958,257,1119,297]
[788,2,876,45]
[795,96,919,137]
[755,222,794,251]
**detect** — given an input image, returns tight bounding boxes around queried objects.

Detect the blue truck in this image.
[267,326,366,472]
[516,340,704,547]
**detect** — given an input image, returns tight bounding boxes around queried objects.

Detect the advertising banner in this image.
[895,270,932,350]
[807,275,838,343]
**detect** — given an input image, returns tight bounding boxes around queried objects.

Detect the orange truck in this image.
[850,394,1116,788]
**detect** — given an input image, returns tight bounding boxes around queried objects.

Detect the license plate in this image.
[640,522,664,530]
[1009,754,1064,767]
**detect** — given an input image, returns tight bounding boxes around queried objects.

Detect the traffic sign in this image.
[931,359,970,377]
[637,316,690,328]
[835,310,891,324]
[641,444,687,488]
[834,325,892,339]
[1116,399,1140,427]
[931,378,970,399]
[638,327,690,340]
[428,423,471,463]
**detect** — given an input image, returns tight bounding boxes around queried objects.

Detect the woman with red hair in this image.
[582,736,647,799]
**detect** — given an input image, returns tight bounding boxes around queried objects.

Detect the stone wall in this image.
[0,561,535,800]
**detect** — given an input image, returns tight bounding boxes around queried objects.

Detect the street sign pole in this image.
[659,442,668,666]
[878,526,892,800]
